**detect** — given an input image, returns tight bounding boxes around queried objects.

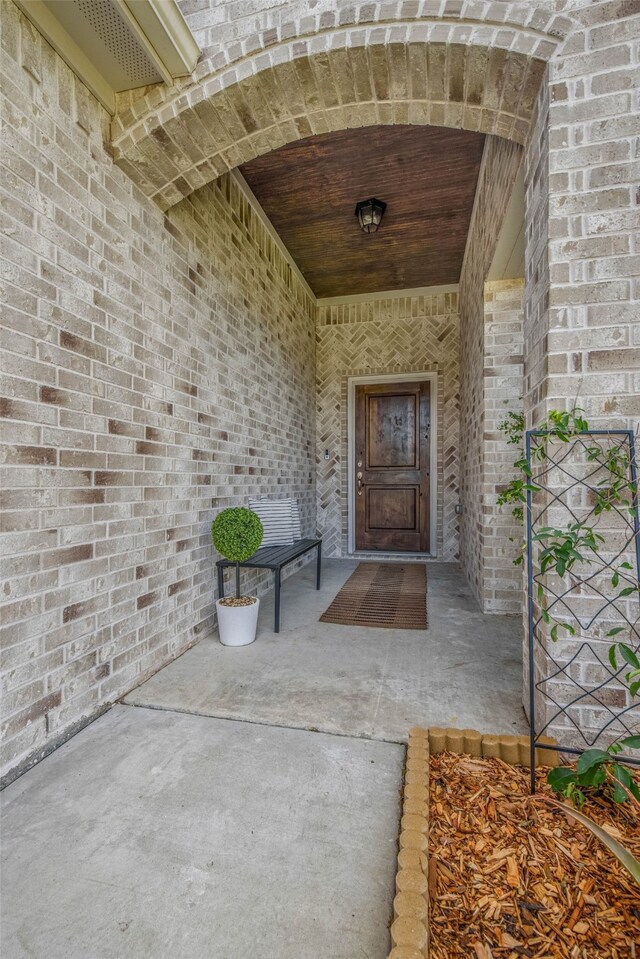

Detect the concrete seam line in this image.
[123,700,407,746]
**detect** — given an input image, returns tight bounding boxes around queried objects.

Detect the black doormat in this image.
[319,562,428,630]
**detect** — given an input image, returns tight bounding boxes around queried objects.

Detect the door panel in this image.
[367,394,418,468]
[355,381,430,552]
[367,487,418,530]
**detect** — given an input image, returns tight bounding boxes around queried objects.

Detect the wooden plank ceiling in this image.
[239,125,485,298]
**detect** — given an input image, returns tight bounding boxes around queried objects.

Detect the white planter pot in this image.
[216,597,260,647]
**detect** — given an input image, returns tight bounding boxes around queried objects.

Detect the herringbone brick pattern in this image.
[316,296,460,560]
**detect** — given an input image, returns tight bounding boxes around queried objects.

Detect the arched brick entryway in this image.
[112,4,574,209]
[107,3,576,616]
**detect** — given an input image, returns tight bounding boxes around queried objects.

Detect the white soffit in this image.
[14,0,200,114]
[488,164,525,281]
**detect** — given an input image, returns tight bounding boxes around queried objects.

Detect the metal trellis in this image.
[526,429,640,792]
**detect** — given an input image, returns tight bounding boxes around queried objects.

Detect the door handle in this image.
[357,472,363,495]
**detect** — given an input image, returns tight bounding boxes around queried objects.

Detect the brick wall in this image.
[521,1,640,748]
[459,136,524,609]
[544,1,639,426]
[482,280,525,614]
[316,292,460,560]
[177,0,569,68]
[525,1,639,428]
[523,63,551,430]
[3,0,638,774]
[0,2,316,782]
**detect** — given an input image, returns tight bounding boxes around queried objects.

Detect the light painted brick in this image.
[3,0,639,779]
[1,1,316,782]
[459,135,524,611]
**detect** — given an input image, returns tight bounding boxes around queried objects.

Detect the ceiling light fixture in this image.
[355,197,386,234]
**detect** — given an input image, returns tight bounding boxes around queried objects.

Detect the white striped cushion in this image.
[289,499,302,540]
[248,498,298,547]
[250,497,303,538]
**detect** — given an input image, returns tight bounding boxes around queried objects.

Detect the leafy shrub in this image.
[548,735,640,808]
[212,508,263,562]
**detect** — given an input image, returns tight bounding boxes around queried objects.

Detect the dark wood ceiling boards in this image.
[239,125,485,298]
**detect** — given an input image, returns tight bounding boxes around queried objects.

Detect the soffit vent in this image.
[15,0,200,113]
[45,0,162,89]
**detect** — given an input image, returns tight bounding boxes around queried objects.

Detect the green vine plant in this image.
[498,406,639,615]
[547,733,640,810]
[498,406,640,883]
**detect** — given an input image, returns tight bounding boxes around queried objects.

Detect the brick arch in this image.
[113,13,570,210]
[178,1,574,86]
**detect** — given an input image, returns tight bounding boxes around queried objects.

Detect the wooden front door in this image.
[355,381,430,552]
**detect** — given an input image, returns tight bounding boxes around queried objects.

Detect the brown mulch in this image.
[429,752,640,959]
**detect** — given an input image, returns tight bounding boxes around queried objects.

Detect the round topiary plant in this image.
[212,507,263,598]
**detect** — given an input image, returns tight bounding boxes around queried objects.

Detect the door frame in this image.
[347,372,438,556]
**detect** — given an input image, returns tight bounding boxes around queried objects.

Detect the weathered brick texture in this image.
[525,0,639,428]
[3,0,639,776]
[459,135,524,611]
[483,280,525,614]
[0,2,315,781]
[112,1,571,208]
[523,0,640,746]
[316,293,460,559]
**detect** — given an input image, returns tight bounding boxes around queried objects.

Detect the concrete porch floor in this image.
[1,706,403,959]
[125,560,527,741]
[1,560,527,959]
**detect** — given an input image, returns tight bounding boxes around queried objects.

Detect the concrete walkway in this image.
[1,560,526,958]
[1,706,403,959]
[125,560,527,741]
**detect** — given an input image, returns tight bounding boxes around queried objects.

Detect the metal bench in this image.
[216,538,322,633]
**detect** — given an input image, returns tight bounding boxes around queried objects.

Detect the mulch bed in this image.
[319,562,428,629]
[429,751,640,958]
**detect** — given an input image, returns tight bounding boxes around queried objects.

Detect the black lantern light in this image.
[355,197,386,234]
